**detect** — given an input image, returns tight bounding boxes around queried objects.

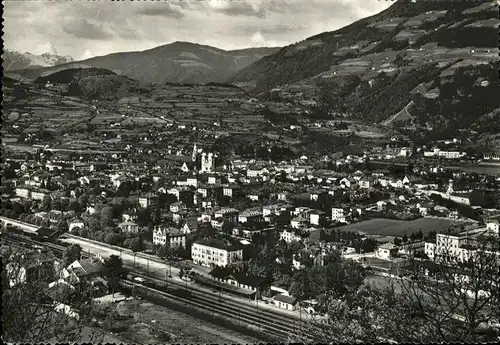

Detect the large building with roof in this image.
[191,238,243,267]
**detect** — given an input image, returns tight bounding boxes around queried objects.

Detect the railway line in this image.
[2,232,310,342]
[121,279,291,341]
[127,270,310,340]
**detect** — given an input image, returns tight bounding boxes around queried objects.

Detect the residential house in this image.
[181,162,196,173]
[65,257,108,283]
[167,186,194,204]
[277,191,290,201]
[152,226,186,248]
[214,208,239,223]
[238,209,263,224]
[309,210,326,226]
[222,184,239,198]
[118,221,139,233]
[331,207,349,223]
[31,188,49,201]
[486,222,499,234]
[15,186,30,199]
[176,177,198,188]
[170,202,187,214]
[377,243,398,260]
[290,216,308,229]
[181,217,199,234]
[247,166,269,178]
[206,175,222,185]
[263,204,293,222]
[280,229,305,243]
[68,219,84,233]
[138,193,159,209]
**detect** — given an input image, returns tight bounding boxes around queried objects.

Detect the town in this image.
[2,0,500,343]
[2,113,500,341]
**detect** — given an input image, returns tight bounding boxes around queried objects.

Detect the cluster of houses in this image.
[3,140,500,314]
[5,248,112,320]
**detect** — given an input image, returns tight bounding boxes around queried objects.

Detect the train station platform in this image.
[193,275,256,298]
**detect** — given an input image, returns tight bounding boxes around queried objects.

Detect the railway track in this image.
[122,279,294,341]
[3,234,311,342]
[130,270,307,330]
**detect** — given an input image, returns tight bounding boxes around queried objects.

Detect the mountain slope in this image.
[231,0,497,90]
[7,42,280,85]
[2,50,74,71]
[230,0,499,136]
[34,68,147,101]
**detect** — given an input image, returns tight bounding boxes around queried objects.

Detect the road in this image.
[59,236,317,322]
[60,237,182,279]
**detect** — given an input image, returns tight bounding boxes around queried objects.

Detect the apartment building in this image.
[191,238,243,267]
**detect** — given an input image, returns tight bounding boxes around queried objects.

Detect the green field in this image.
[336,217,461,237]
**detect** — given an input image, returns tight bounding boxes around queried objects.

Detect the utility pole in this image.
[256,295,260,330]
[300,275,304,334]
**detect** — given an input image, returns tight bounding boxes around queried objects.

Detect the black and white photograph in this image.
[1,0,499,343]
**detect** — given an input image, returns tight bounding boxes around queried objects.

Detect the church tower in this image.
[446,179,454,197]
[201,152,215,173]
[192,143,198,162]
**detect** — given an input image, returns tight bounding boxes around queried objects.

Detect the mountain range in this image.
[4,0,499,138]
[2,50,74,71]
[5,42,280,85]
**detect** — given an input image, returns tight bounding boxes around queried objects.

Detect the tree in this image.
[3,250,106,343]
[103,254,123,297]
[402,234,408,243]
[62,244,82,267]
[396,235,500,342]
[394,237,402,246]
[104,233,119,246]
[68,200,82,214]
[156,246,167,259]
[129,237,143,252]
[296,236,500,343]
[41,195,52,212]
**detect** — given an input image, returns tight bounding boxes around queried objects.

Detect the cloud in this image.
[136,3,185,19]
[32,42,59,55]
[2,0,392,59]
[250,32,282,47]
[63,18,114,40]
[215,1,267,18]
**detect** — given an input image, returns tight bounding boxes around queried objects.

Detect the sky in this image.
[3,0,392,60]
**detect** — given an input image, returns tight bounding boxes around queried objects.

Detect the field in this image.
[335,217,461,237]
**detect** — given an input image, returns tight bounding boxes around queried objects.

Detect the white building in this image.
[280,229,304,243]
[424,230,489,263]
[68,219,85,233]
[191,239,243,267]
[331,208,347,223]
[200,152,215,173]
[486,222,499,234]
[118,221,139,233]
[152,226,186,248]
[377,242,398,259]
[238,210,263,224]
[15,187,30,199]
[213,208,239,223]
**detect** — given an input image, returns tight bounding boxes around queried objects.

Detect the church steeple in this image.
[446,179,454,196]
[192,143,197,162]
